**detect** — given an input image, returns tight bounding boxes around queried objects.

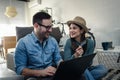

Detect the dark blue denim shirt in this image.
[15,32,62,75]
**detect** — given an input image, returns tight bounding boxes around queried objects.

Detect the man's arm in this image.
[22,66,56,77]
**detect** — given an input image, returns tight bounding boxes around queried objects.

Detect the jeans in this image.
[84,64,108,80]
[84,69,95,80]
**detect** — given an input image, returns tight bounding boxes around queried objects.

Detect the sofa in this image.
[7,26,100,71]
[7,27,120,80]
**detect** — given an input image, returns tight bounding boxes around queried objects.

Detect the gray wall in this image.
[0,0,26,24]
[0,0,26,37]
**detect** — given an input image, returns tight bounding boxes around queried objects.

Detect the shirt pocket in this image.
[28,50,39,56]
[44,48,54,55]
[28,50,41,63]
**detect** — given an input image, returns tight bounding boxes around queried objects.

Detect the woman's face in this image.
[69,23,82,39]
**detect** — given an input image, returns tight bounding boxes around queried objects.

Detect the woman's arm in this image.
[64,39,75,61]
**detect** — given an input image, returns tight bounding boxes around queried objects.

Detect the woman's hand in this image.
[74,46,84,58]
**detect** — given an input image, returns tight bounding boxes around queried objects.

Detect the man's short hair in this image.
[33,11,51,25]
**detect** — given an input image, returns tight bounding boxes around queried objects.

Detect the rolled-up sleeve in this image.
[52,39,63,66]
[15,40,27,75]
[63,39,74,61]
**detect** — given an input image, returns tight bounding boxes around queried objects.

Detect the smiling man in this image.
[15,12,62,80]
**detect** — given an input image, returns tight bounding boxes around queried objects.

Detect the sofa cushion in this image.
[50,27,62,43]
[16,27,34,41]
[16,26,62,43]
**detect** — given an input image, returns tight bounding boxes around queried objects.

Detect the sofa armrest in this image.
[92,54,99,66]
[7,52,15,71]
[0,75,24,80]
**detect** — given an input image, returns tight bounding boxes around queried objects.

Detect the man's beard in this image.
[41,32,49,41]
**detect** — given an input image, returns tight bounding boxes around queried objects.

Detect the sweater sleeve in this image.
[84,38,95,56]
[63,39,75,61]
[84,38,95,65]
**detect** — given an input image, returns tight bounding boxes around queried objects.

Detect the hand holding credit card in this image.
[75,40,87,57]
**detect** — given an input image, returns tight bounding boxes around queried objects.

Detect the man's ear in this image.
[34,23,39,28]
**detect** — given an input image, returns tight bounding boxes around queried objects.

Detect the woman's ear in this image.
[81,29,85,34]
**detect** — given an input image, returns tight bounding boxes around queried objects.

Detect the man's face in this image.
[37,19,53,40]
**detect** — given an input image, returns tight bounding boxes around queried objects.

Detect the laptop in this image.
[52,53,96,80]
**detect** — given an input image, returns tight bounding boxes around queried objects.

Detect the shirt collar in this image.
[31,31,39,43]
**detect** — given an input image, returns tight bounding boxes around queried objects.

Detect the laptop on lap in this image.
[52,53,96,80]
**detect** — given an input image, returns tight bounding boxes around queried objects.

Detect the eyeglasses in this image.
[37,22,53,30]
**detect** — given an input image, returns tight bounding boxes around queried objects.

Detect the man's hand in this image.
[39,66,57,77]
[22,66,56,77]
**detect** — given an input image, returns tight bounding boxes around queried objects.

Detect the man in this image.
[15,12,62,80]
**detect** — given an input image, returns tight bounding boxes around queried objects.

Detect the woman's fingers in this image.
[76,46,84,56]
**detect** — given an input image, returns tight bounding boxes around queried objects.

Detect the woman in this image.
[63,16,108,80]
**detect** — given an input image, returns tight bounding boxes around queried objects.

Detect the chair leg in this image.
[4,49,8,59]
[1,48,5,58]
[0,46,4,58]
[1,48,4,58]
